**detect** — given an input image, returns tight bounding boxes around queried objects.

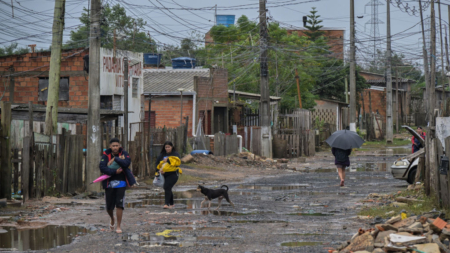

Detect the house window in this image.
[38,77,69,101]
[132,78,139,98]
[100,96,113,110]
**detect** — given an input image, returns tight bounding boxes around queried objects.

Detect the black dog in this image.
[196,185,235,210]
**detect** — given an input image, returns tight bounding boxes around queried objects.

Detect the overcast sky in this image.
[1,0,448,66]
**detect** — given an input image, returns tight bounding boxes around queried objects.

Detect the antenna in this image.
[365,0,384,64]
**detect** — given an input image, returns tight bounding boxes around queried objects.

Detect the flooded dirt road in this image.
[0,152,408,252]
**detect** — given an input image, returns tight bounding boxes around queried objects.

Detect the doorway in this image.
[213,107,227,133]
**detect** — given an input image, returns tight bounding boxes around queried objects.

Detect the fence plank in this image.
[22,137,31,202]
[225,134,238,156]
[13,148,19,194]
[62,132,70,193]
[214,133,225,156]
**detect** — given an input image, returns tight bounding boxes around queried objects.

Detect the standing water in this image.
[0,225,92,251]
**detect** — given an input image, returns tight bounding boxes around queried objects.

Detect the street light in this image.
[177,88,185,125]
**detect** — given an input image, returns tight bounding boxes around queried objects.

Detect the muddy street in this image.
[0,150,410,252]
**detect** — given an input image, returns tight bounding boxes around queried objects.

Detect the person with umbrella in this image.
[326,130,365,187]
[99,138,136,234]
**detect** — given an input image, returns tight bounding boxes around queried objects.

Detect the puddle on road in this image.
[237,184,309,190]
[227,220,288,224]
[127,199,235,209]
[288,212,334,216]
[0,225,92,251]
[281,241,323,247]
[122,232,232,248]
[315,162,391,173]
[186,210,257,216]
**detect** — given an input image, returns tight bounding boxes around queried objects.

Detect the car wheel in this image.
[407,167,417,184]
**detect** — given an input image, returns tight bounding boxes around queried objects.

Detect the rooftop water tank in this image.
[216,15,235,27]
[172,57,196,69]
[143,53,162,66]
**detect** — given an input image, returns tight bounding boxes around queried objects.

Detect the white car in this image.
[390,126,425,184]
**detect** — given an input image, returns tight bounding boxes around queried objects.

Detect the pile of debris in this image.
[181,152,302,170]
[335,213,450,253]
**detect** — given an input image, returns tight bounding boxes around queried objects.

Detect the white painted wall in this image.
[100,48,143,141]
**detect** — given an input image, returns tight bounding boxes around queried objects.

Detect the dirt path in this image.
[0,150,409,252]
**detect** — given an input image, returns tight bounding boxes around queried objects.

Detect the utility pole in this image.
[259,0,272,158]
[386,0,393,143]
[430,0,437,133]
[438,1,445,85]
[419,0,430,109]
[86,0,101,192]
[45,0,66,135]
[396,69,399,133]
[123,57,129,150]
[349,0,357,132]
[345,78,349,103]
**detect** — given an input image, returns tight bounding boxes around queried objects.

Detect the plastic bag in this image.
[153,173,165,188]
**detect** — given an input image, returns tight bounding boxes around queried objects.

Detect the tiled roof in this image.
[143,69,210,93]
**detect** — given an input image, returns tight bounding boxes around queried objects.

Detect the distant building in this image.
[205,27,345,59]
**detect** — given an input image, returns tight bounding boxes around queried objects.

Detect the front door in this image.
[213,107,227,133]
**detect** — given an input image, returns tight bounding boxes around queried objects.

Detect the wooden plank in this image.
[437,138,445,206]
[22,137,31,202]
[62,132,70,193]
[77,135,83,190]
[214,133,225,156]
[55,134,63,192]
[0,101,12,199]
[35,147,41,198]
[445,136,450,209]
[13,148,19,194]
[43,146,48,196]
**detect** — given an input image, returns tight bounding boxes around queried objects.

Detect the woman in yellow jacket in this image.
[156,141,182,209]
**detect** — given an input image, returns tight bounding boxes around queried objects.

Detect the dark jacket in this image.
[99,147,136,189]
[155,151,181,175]
[332,147,352,167]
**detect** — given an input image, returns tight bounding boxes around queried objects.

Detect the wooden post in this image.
[0,102,12,199]
[415,155,425,183]
[184,116,189,155]
[45,0,66,135]
[22,137,31,202]
[13,148,19,195]
[446,136,450,207]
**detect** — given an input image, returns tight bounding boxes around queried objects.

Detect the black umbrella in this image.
[325,130,365,150]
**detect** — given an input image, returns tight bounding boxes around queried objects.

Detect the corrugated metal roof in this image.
[143,69,210,93]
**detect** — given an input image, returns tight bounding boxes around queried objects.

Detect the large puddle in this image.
[315,162,392,173]
[237,184,309,190]
[0,225,92,251]
[122,231,233,248]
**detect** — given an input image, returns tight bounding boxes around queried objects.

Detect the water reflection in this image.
[0,225,91,251]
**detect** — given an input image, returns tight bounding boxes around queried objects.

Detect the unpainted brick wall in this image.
[0,49,89,108]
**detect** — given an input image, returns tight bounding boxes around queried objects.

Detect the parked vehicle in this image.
[390,126,425,184]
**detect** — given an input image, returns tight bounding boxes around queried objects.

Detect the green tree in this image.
[65,4,156,53]
[315,59,369,102]
[0,43,29,57]
[304,7,324,42]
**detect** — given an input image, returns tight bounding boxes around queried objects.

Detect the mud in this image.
[0,149,406,252]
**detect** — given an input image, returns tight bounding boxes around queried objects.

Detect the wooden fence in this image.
[128,122,187,178]
[274,109,315,157]
[213,133,238,156]
[20,129,84,201]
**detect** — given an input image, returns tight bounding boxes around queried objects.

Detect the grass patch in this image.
[177,174,203,184]
[358,187,449,219]
[183,163,226,171]
[361,138,411,148]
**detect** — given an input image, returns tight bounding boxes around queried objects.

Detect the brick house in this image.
[143,67,281,138]
[205,27,345,59]
[359,71,415,126]
[286,27,345,59]
[0,47,144,140]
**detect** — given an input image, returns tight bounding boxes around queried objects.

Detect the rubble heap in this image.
[181,152,302,170]
[335,213,450,253]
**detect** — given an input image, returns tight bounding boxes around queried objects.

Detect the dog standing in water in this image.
[197,185,235,210]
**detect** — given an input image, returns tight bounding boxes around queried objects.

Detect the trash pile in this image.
[181,152,301,170]
[335,207,449,252]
